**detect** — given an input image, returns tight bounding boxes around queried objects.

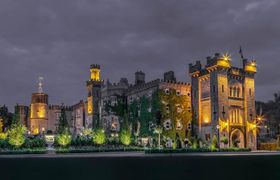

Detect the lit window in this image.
[165,88,170,95]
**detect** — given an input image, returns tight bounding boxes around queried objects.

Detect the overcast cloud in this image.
[0,0,279,110]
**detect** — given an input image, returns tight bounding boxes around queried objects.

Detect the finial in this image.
[38,76,44,93]
[239,46,244,60]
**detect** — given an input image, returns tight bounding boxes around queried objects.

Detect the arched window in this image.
[237,88,240,98]
[233,87,236,97]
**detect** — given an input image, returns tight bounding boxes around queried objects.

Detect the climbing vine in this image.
[159,89,192,140]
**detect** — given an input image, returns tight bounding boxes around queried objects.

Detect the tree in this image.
[57,107,69,134]
[0,118,3,133]
[7,123,27,148]
[93,129,106,145]
[0,106,13,129]
[11,112,20,125]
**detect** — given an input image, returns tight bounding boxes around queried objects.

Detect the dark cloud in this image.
[0,0,279,110]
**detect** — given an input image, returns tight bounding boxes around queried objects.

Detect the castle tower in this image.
[29,77,48,135]
[135,71,145,85]
[86,64,101,129]
[189,53,257,150]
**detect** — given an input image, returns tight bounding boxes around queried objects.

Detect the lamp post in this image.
[154,127,162,149]
[216,125,220,149]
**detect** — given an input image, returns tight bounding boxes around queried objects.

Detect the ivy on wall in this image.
[159,89,192,140]
[104,88,192,141]
[127,91,160,137]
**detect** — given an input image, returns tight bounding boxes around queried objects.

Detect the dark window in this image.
[249,89,252,96]
[222,85,224,93]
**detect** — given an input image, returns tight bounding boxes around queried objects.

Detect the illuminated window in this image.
[165,88,170,95]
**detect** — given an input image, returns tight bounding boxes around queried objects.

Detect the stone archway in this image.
[230,129,245,148]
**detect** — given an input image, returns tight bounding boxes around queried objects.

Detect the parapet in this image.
[90,64,100,69]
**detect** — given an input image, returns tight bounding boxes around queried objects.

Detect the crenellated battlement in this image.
[90,64,100,70]
[48,104,73,111]
[243,59,257,73]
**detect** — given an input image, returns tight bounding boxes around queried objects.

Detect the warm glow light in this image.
[222,53,231,61]
[33,128,39,135]
[87,96,93,114]
[203,118,210,124]
[245,60,257,73]
[217,53,231,68]
[90,68,100,81]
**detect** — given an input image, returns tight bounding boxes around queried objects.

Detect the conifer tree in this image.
[57,107,69,134]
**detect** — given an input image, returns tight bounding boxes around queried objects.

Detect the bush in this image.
[71,136,92,147]
[144,147,251,154]
[120,130,131,146]
[93,129,106,145]
[23,138,47,149]
[210,135,218,151]
[7,123,27,148]
[56,131,72,147]
[0,139,9,149]
[56,146,144,154]
[0,133,7,140]
[220,136,229,145]
[0,148,47,155]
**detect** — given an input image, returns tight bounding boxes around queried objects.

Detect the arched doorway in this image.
[230,129,245,148]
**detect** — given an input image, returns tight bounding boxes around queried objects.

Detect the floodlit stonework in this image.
[189,53,257,149]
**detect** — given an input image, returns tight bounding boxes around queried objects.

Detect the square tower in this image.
[189,53,257,150]
[86,64,102,129]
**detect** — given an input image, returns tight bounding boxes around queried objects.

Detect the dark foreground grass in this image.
[0,155,279,180]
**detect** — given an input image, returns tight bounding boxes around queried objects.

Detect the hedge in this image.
[144,148,251,154]
[56,146,144,154]
[0,148,47,155]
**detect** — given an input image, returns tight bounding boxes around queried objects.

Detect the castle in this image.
[189,53,257,149]
[14,52,257,149]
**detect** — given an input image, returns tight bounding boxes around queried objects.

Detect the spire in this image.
[239,46,244,60]
[38,76,44,93]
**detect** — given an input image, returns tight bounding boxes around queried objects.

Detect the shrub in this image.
[192,138,199,149]
[220,136,229,145]
[210,135,218,151]
[81,128,94,138]
[56,131,72,147]
[7,123,27,148]
[0,133,7,140]
[23,138,47,149]
[93,129,106,145]
[120,130,131,146]
[0,140,9,149]
[72,136,92,146]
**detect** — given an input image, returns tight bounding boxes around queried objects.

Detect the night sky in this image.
[0,0,278,110]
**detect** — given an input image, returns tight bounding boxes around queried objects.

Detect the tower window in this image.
[213,85,216,93]
[249,89,252,96]
[222,85,224,93]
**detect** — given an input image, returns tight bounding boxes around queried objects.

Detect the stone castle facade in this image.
[15,52,257,149]
[189,53,257,149]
